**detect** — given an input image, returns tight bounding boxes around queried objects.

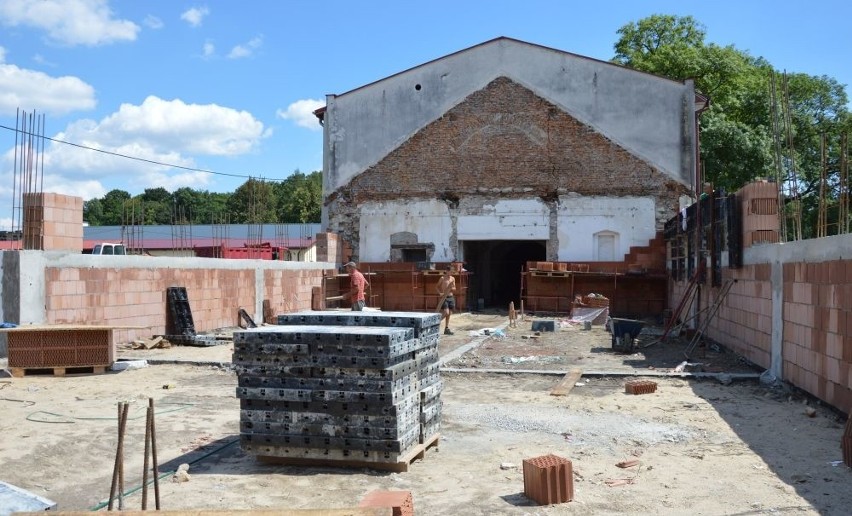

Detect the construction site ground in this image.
[1,311,850,515]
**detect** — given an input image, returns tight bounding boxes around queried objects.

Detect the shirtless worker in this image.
[343,261,369,311]
[436,266,457,335]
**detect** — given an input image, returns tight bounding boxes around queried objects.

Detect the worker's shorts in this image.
[441,296,455,310]
[352,300,365,311]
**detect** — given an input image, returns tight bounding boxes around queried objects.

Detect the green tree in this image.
[274,170,322,222]
[99,189,131,225]
[227,178,277,223]
[83,198,104,225]
[612,14,851,206]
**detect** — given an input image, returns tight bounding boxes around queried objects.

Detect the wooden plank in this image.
[549,368,584,396]
[13,509,392,516]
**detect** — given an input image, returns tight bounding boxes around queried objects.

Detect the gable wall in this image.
[322,38,696,203]
[328,78,690,261]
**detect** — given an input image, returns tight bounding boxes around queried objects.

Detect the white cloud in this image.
[227,36,262,59]
[33,54,57,67]
[180,6,209,27]
[143,15,163,30]
[1,96,267,202]
[0,55,96,116]
[0,46,5,62]
[202,41,215,59]
[0,0,139,46]
[276,99,325,131]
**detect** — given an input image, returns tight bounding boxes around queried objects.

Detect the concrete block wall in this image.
[22,193,84,252]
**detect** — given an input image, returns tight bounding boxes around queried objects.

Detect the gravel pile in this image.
[445,403,694,446]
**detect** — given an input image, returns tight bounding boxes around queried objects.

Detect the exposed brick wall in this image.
[327,77,690,259]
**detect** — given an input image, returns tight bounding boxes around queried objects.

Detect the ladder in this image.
[684,279,736,358]
[660,262,705,342]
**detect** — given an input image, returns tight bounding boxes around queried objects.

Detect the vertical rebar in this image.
[150,398,160,509]
[142,402,152,509]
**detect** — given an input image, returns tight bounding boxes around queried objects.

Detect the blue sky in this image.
[1,0,850,230]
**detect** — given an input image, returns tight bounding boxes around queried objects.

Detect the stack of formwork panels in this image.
[234,311,441,468]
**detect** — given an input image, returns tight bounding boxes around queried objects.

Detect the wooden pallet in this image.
[258,433,440,473]
[530,271,571,278]
[9,365,108,378]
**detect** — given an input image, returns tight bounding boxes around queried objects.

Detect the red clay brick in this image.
[522,454,574,505]
[625,380,658,395]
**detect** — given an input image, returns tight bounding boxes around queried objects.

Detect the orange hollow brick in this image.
[624,380,658,395]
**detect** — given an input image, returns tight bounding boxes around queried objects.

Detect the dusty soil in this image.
[1,312,851,515]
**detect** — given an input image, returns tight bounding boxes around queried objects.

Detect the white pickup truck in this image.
[91,242,126,255]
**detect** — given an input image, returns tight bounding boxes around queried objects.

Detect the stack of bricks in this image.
[21,192,83,251]
[234,311,442,466]
[624,379,658,395]
[843,416,852,467]
[522,454,574,505]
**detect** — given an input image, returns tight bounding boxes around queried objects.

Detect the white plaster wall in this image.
[359,200,452,262]
[323,38,695,195]
[457,198,549,240]
[556,195,657,261]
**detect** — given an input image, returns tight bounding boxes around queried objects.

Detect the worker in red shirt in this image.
[343,261,369,311]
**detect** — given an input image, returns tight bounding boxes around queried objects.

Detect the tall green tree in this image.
[612,13,851,230]
[274,170,322,223]
[91,189,131,225]
[227,178,277,223]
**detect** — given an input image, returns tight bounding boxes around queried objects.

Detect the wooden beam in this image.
[549,368,584,396]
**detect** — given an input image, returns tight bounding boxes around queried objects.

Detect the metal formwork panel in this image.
[420,398,443,423]
[240,418,419,439]
[240,406,419,428]
[420,381,444,403]
[237,371,418,392]
[277,311,441,336]
[233,351,429,369]
[233,342,310,355]
[237,384,419,405]
[234,325,414,346]
[241,423,420,452]
[240,393,420,416]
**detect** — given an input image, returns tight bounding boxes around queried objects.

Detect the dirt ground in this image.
[1,312,851,515]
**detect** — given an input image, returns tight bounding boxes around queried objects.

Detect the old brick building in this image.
[317,37,700,308]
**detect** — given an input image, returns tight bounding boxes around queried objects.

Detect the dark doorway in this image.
[462,240,546,309]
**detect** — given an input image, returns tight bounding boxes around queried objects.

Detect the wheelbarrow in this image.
[609,317,645,353]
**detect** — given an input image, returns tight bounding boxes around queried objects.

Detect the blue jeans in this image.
[352,300,365,311]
